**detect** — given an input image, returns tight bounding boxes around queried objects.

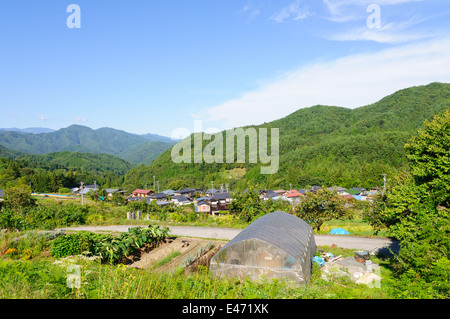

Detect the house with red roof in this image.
[131,189,153,198]
[284,190,303,198]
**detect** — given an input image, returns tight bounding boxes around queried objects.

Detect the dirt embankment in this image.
[128,237,227,273]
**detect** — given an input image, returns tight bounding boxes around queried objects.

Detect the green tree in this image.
[292,188,349,231]
[167,179,189,191]
[404,109,450,206]
[376,111,450,297]
[110,191,126,206]
[229,187,263,223]
[3,185,36,214]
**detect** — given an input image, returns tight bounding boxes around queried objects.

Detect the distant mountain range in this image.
[0,127,56,134]
[0,125,177,165]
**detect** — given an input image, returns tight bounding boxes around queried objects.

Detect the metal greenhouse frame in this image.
[210,211,317,285]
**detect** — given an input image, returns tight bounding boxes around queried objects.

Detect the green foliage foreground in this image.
[0,257,395,299]
[365,110,450,298]
[0,226,446,299]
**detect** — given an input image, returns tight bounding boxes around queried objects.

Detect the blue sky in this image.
[0,0,449,137]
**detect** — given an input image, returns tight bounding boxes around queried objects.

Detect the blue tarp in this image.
[329,228,350,235]
[312,256,325,267]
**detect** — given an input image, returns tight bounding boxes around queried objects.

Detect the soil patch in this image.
[128,237,227,273]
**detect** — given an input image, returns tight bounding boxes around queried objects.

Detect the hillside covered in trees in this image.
[124,82,450,191]
[0,125,176,165]
[0,151,135,193]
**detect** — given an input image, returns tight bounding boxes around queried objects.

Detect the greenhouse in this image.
[210,211,317,285]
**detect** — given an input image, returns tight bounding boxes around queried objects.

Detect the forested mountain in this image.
[124,82,450,191]
[0,145,27,158]
[0,125,176,165]
[0,150,135,192]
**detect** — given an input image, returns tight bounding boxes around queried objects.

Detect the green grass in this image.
[154,251,181,269]
[0,260,72,298]
[0,257,395,299]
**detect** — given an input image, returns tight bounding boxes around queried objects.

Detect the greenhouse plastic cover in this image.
[210,211,317,285]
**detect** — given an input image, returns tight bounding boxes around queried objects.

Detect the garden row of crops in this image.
[49,225,169,264]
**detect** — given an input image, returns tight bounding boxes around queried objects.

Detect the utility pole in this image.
[80,182,84,206]
[381,174,387,193]
[157,181,160,193]
[153,176,156,191]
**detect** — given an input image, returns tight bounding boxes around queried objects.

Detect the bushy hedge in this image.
[0,202,88,231]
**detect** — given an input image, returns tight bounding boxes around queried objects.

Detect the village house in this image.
[205,188,220,196]
[104,189,125,197]
[132,189,153,198]
[259,190,278,200]
[175,188,197,198]
[171,195,191,206]
[195,197,211,213]
[327,186,348,195]
[284,189,303,199]
[161,189,176,196]
[78,187,98,196]
[142,196,172,207]
[150,192,169,201]
[209,192,231,215]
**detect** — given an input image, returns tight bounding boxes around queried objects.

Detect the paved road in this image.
[56,225,398,255]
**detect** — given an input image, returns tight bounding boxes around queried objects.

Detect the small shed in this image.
[210,211,317,285]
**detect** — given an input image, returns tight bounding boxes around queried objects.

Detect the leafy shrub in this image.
[168,212,187,223]
[0,209,25,231]
[92,226,169,264]
[50,231,96,258]
[50,226,169,265]
[0,201,89,231]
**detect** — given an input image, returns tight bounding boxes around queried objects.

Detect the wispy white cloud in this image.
[323,0,425,17]
[322,0,425,22]
[320,0,442,44]
[240,1,261,23]
[75,116,87,123]
[203,37,450,130]
[327,15,443,43]
[38,114,47,121]
[270,0,312,23]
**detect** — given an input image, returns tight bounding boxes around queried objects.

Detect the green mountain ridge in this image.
[20,151,135,175]
[0,149,136,192]
[0,124,176,165]
[123,82,450,190]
